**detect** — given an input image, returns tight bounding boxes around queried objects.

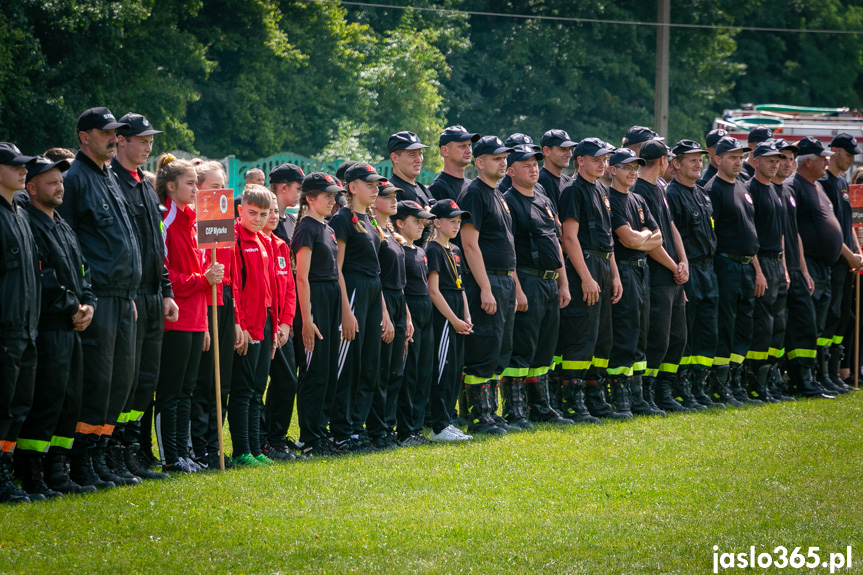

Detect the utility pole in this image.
[655,0,670,138]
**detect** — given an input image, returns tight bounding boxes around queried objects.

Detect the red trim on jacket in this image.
[233,219,278,341]
[162,197,208,332]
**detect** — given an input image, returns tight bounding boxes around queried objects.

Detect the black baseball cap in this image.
[507,145,545,166]
[504,133,541,152]
[830,133,863,155]
[705,128,729,148]
[797,136,833,157]
[269,163,305,184]
[473,136,513,158]
[747,125,773,144]
[715,136,751,155]
[0,143,37,166]
[774,139,799,154]
[25,155,70,184]
[116,113,163,137]
[378,181,399,196]
[431,199,471,220]
[752,140,783,158]
[608,148,646,167]
[388,131,429,154]
[335,161,358,182]
[76,107,130,132]
[671,139,708,156]
[345,163,387,183]
[393,200,434,220]
[639,139,670,161]
[439,125,480,146]
[574,137,615,158]
[540,129,577,148]
[623,125,663,146]
[302,172,343,194]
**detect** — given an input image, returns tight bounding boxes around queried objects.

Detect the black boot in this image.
[15,451,61,499]
[641,376,667,416]
[548,372,564,413]
[124,443,169,480]
[583,379,631,420]
[689,369,724,408]
[105,439,141,485]
[501,376,534,430]
[488,379,520,432]
[815,347,846,394]
[466,383,506,435]
[92,444,137,487]
[654,375,693,413]
[788,364,835,399]
[710,365,743,407]
[526,375,573,424]
[768,365,795,401]
[606,376,633,417]
[627,375,664,416]
[747,364,780,403]
[69,444,115,490]
[560,379,601,424]
[673,371,707,411]
[729,364,762,405]
[0,452,30,504]
[826,346,852,393]
[45,453,96,495]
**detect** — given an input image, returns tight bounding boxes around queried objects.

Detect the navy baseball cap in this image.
[747,125,774,144]
[302,172,343,194]
[116,113,163,137]
[623,125,663,146]
[774,139,799,154]
[25,156,70,184]
[431,199,471,220]
[335,161,357,182]
[608,148,646,167]
[574,137,614,158]
[540,129,577,148]
[0,143,37,166]
[473,136,513,158]
[639,139,670,161]
[393,200,434,220]
[388,131,429,154]
[439,125,480,146]
[504,133,541,152]
[797,136,833,157]
[752,140,783,158]
[715,136,751,155]
[345,163,387,183]
[76,107,130,132]
[705,128,729,148]
[507,145,545,166]
[830,133,862,155]
[671,139,708,156]
[269,163,305,184]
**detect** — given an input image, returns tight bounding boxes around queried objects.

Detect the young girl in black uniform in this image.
[330,164,390,453]
[291,173,342,457]
[393,200,435,445]
[427,200,474,441]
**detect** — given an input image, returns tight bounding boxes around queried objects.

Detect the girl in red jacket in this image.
[155,155,221,473]
[230,184,279,467]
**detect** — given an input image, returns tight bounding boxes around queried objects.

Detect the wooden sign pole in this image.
[212,247,226,471]
[856,272,860,390]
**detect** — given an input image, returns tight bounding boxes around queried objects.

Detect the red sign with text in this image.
[196,188,235,249]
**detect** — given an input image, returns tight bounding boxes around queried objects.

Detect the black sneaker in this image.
[284,436,307,459]
[263,442,296,462]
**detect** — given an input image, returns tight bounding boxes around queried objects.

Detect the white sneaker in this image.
[446,425,473,440]
[431,425,472,441]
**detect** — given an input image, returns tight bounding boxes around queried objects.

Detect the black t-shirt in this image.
[739,162,755,183]
[666,179,716,261]
[457,178,516,271]
[429,171,470,203]
[747,178,784,254]
[426,241,464,292]
[497,174,512,194]
[329,207,381,278]
[780,179,802,271]
[789,174,843,265]
[274,214,296,245]
[503,187,562,270]
[696,163,717,188]
[403,244,429,296]
[379,233,406,291]
[609,189,658,261]
[389,173,433,208]
[820,171,855,251]
[633,178,679,285]
[290,216,339,282]
[558,174,615,254]
[705,175,759,257]
[537,167,572,213]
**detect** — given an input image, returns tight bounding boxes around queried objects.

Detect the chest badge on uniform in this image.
[789,196,797,208]
[278,256,286,269]
[744,192,753,205]
[331,233,337,242]
[603,196,611,211]
[500,198,510,213]
[843,190,850,202]
[545,205,554,219]
[638,207,645,223]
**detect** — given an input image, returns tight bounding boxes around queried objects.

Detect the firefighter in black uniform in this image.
[112,113,176,481]
[538,129,576,212]
[557,137,623,422]
[498,134,541,193]
[696,129,727,188]
[0,143,41,504]
[429,126,479,203]
[388,131,433,208]
[501,145,572,427]
[740,125,774,182]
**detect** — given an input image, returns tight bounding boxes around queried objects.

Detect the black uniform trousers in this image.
[429,291,465,434]
[123,292,164,445]
[191,292,236,458]
[0,337,37,447]
[806,258,833,348]
[463,272,516,384]
[398,296,433,437]
[558,254,611,379]
[608,261,650,376]
[331,275,382,441]
[263,335,298,447]
[681,260,719,376]
[228,315,273,456]
[745,255,785,369]
[155,330,204,465]
[826,262,853,347]
[17,329,82,453]
[646,283,687,379]
[295,280,341,445]
[503,273,560,377]
[368,288,407,439]
[784,269,818,367]
[713,254,755,367]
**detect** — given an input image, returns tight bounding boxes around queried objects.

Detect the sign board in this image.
[196,189,235,249]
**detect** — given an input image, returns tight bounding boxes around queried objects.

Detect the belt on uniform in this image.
[519,266,559,280]
[719,252,753,265]
[689,256,713,269]
[758,250,783,260]
[617,258,647,267]
[465,267,513,277]
[585,249,613,260]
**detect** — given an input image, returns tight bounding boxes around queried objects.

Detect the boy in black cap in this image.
[457,136,517,434]
[0,143,41,503]
[269,163,305,243]
[387,131,433,207]
[621,125,664,155]
[697,128,728,187]
[111,113,175,481]
[740,125,774,182]
[500,146,572,428]
[538,129,576,212]
[57,107,144,488]
[556,137,624,422]
[429,126,479,203]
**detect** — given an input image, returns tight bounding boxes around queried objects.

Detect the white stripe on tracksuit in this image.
[336,289,357,379]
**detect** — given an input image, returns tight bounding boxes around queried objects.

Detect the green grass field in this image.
[1,394,862,574]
